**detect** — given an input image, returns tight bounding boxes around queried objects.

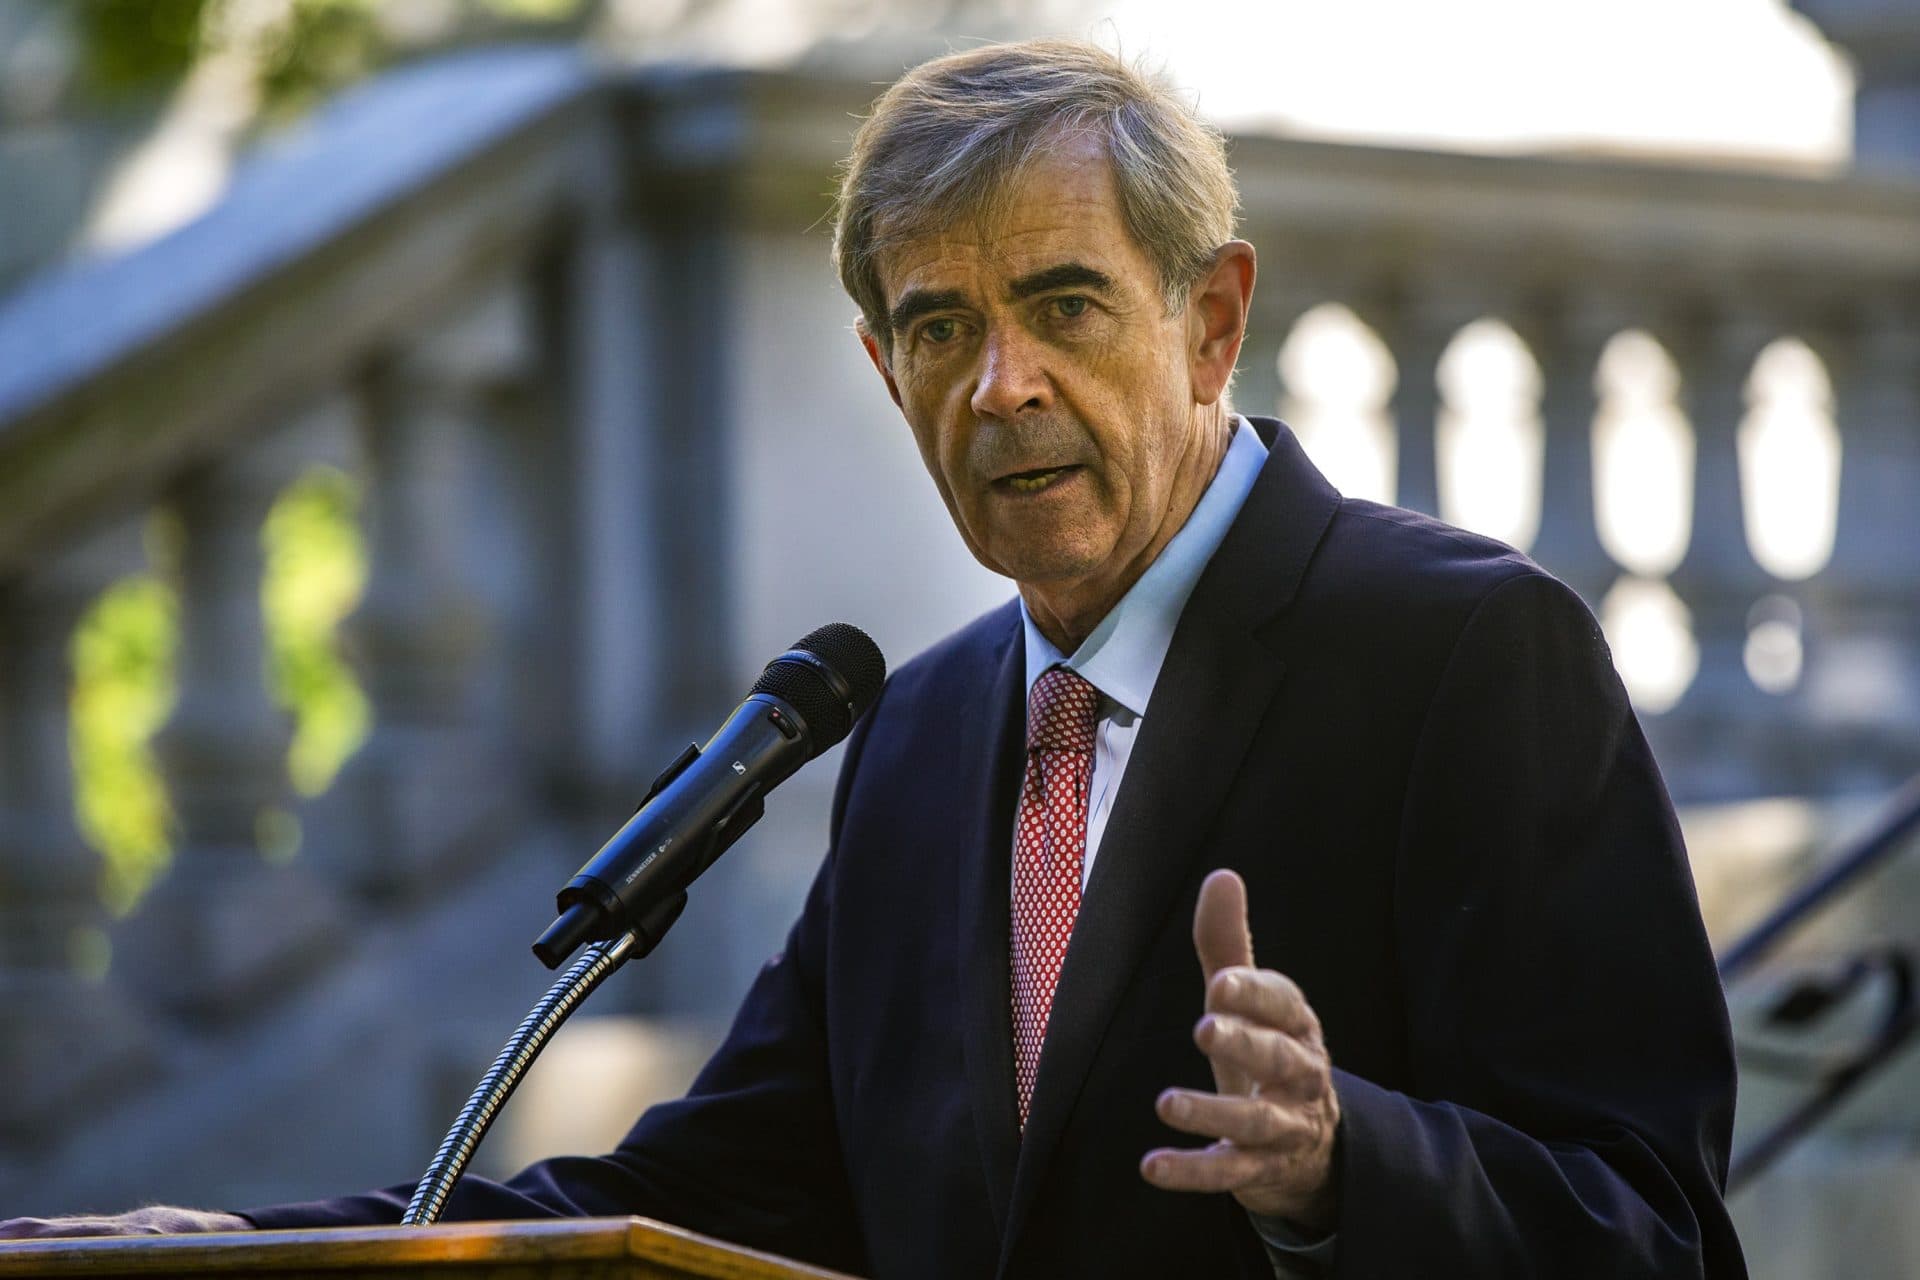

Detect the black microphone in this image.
[532,623,886,968]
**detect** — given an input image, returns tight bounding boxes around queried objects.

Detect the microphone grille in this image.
[752,622,886,751]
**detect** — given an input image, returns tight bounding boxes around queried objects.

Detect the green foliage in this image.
[71,0,593,121]
[486,0,587,17]
[68,574,178,916]
[67,464,372,918]
[72,0,210,100]
[251,0,390,125]
[261,464,370,797]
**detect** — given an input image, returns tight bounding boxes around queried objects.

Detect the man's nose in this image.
[970,328,1051,419]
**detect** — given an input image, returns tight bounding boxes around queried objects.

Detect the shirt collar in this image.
[1021,416,1269,717]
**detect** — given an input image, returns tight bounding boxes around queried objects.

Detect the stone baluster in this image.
[1803,304,1920,791]
[302,287,532,900]
[0,527,158,1144]
[1366,291,1480,518]
[112,453,344,1019]
[1386,322,1445,519]
[1661,313,1780,802]
[1513,298,1626,610]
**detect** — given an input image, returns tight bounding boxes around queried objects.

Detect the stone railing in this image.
[0,47,748,1185]
[2,47,1918,1213]
[1220,133,1920,803]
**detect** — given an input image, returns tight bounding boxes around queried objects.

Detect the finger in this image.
[1156,1089,1318,1149]
[1139,1141,1267,1194]
[1195,1014,1324,1097]
[1193,869,1254,984]
[1206,967,1322,1043]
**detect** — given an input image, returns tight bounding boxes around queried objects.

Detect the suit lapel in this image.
[955,609,1027,1234]
[995,420,1341,1267]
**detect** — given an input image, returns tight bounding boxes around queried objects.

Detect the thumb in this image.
[1193,868,1255,984]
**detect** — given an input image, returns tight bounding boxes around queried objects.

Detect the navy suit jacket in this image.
[245,419,1746,1279]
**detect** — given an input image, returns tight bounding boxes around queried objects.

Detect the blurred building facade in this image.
[0,4,1918,1274]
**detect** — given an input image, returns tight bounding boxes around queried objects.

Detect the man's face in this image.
[862,135,1206,603]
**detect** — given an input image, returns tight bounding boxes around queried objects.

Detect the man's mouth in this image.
[996,464,1080,494]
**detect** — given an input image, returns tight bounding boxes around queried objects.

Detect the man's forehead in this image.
[873,144,1141,303]
[882,221,1113,290]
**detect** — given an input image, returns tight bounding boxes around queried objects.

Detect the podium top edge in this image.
[0,1217,862,1279]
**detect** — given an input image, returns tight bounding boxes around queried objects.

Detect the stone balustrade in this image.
[0,47,1916,1213]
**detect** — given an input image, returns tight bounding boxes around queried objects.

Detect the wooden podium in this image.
[0,1218,861,1279]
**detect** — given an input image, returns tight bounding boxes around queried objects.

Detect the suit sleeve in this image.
[1329,572,1745,1279]
[240,696,886,1276]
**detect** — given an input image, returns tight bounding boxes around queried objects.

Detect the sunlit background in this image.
[3,0,1860,904]
[2,2,1916,1273]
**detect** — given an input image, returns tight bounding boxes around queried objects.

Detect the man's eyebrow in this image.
[887,288,967,334]
[1007,263,1115,300]
[885,264,1114,333]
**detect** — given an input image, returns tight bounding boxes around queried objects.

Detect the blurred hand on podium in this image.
[0,1207,250,1239]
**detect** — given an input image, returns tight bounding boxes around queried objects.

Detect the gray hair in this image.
[833,39,1240,356]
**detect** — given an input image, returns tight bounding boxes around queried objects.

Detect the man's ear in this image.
[856,317,904,409]
[1187,241,1256,408]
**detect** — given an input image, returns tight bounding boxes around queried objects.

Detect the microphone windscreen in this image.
[752,622,886,752]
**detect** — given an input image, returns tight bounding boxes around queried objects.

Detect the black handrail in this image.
[1715,772,1920,1194]
[1718,772,1920,985]
[1726,946,1916,1193]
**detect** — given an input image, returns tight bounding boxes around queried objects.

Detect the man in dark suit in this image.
[2,37,1744,1279]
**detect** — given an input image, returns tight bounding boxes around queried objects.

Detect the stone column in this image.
[1514,299,1626,610]
[1791,0,1920,178]
[0,527,158,1144]
[564,196,671,805]
[560,107,738,814]
[1662,314,1781,801]
[113,455,344,1020]
[301,287,533,900]
[1803,305,1920,790]
[558,93,745,1020]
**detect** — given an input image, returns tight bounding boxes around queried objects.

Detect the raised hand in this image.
[1138,868,1341,1231]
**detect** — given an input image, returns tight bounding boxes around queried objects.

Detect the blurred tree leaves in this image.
[68,465,371,918]
[261,464,369,798]
[253,1,392,124]
[71,0,593,123]
[73,0,209,99]
[69,572,177,916]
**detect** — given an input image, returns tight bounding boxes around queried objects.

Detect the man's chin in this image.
[988,544,1105,588]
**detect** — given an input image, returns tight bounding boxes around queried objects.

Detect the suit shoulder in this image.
[1321,497,1565,612]
[1291,498,1600,664]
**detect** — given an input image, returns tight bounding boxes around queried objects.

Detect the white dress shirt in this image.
[1016,416,1268,880]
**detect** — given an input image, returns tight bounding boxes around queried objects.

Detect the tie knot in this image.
[1027,666,1100,755]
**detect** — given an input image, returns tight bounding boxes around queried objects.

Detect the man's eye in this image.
[1053,296,1089,319]
[922,318,958,343]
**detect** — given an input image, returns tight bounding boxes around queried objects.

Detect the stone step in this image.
[1732,1140,1920,1280]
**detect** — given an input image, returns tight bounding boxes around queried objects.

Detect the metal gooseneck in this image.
[400,920,659,1226]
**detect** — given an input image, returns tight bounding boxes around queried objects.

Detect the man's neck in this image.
[1020,406,1234,653]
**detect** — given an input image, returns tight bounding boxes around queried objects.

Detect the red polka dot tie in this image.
[1011,665,1100,1129]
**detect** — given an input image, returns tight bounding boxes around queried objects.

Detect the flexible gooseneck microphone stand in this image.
[396,622,886,1227]
[400,892,687,1225]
